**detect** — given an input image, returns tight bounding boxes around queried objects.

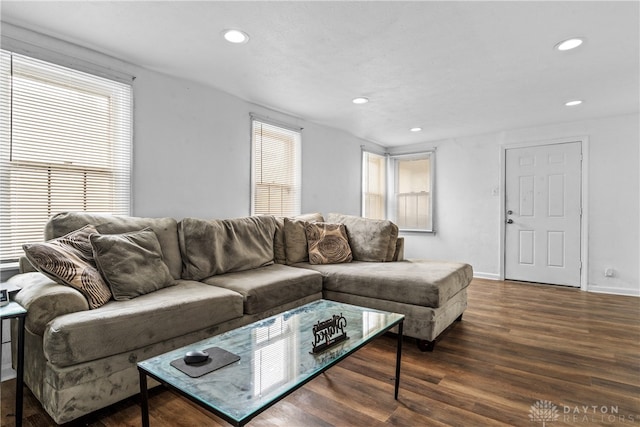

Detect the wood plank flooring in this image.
[2,279,639,426]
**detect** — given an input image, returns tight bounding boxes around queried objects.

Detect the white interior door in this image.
[505,142,582,286]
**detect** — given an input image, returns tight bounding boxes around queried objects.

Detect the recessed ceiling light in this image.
[565,100,583,107]
[410,127,422,132]
[555,38,584,51]
[352,97,369,104]
[222,29,250,44]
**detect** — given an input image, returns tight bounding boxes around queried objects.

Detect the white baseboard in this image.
[473,272,501,280]
[1,341,15,380]
[586,285,640,297]
[1,364,16,380]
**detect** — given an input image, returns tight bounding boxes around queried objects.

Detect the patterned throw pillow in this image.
[22,225,112,309]
[305,222,353,265]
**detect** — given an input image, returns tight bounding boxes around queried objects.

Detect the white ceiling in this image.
[1,1,639,147]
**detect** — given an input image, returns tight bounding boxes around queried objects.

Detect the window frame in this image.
[361,149,387,220]
[0,49,132,264]
[250,115,302,217]
[389,151,435,233]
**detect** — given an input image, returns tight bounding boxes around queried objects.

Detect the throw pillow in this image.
[305,222,353,265]
[22,225,112,309]
[273,216,287,264]
[283,218,309,264]
[90,228,175,300]
[274,213,325,265]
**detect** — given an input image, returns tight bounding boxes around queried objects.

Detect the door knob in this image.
[506,219,513,224]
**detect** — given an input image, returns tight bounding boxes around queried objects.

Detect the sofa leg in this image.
[455,314,463,322]
[416,339,435,352]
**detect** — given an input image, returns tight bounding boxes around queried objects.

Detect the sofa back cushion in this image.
[326,213,399,262]
[179,216,277,280]
[44,212,182,279]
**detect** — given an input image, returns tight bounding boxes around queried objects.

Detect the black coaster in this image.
[170,347,240,378]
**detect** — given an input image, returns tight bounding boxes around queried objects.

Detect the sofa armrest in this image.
[10,272,89,336]
[393,237,405,261]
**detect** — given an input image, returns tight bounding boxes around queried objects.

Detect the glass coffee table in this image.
[138,300,404,426]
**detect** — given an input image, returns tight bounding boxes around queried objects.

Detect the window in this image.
[251,117,301,216]
[362,150,434,232]
[391,153,434,231]
[362,151,386,220]
[0,50,132,263]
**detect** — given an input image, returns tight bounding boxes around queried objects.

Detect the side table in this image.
[1,301,27,427]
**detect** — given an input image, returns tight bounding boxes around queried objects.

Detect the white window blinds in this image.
[251,118,301,216]
[0,50,132,263]
[393,153,433,231]
[362,151,386,220]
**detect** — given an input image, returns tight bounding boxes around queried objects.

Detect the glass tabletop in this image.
[138,299,403,425]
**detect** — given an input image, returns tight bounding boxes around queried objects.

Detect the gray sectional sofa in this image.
[9,211,472,424]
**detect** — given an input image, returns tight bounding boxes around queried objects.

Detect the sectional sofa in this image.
[9,211,472,424]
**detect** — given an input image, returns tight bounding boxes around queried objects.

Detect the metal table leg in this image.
[15,315,25,427]
[139,368,150,427]
[395,319,403,400]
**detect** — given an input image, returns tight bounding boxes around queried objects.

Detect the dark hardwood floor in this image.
[2,279,639,426]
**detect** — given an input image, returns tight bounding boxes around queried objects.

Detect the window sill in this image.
[0,263,20,282]
[399,229,435,234]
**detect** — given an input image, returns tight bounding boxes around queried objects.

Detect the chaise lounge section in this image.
[10,211,472,423]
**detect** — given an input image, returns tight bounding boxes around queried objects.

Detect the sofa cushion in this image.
[44,212,182,280]
[22,225,112,309]
[43,280,244,366]
[305,222,352,265]
[90,229,175,300]
[326,213,399,262]
[202,264,323,315]
[179,216,277,280]
[296,260,473,308]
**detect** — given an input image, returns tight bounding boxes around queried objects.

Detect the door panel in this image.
[505,142,581,286]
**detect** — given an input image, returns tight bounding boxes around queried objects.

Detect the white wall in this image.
[393,114,640,296]
[132,69,379,220]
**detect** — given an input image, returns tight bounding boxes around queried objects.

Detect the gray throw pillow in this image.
[22,225,112,309]
[305,222,352,265]
[90,228,174,300]
[284,218,310,264]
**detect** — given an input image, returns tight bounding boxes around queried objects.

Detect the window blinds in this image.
[394,154,432,231]
[0,50,132,263]
[251,119,301,217]
[362,151,386,220]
